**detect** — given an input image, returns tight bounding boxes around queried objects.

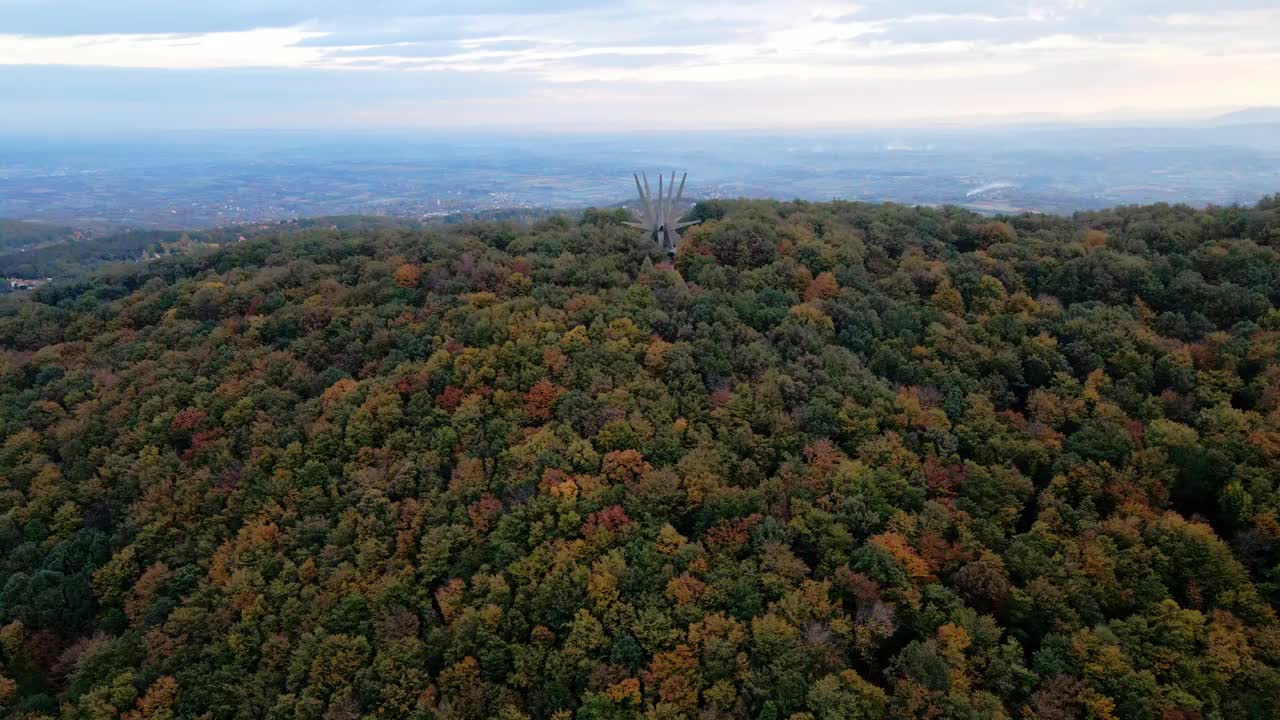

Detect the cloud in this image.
[0,28,332,69]
[0,0,598,35]
[0,0,1278,129]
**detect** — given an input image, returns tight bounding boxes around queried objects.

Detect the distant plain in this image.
[3,120,1279,231]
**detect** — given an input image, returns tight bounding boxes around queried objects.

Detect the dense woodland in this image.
[2,196,1280,719]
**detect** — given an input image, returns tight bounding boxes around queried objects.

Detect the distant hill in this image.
[0,216,417,279]
[1212,106,1280,125]
[0,212,568,279]
[0,218,81,252]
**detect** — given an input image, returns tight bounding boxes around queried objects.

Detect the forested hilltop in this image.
[3,196,1280,719]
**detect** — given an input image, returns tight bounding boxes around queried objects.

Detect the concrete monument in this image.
[626,171,700,257]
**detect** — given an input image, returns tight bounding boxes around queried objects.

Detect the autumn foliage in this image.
[1,196,1280,719]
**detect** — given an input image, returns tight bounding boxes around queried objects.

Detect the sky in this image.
[1,0,1279,132]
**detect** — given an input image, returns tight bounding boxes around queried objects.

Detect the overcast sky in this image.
[1,0,1278,131]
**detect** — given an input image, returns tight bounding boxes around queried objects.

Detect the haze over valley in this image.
[3,117,1279,231]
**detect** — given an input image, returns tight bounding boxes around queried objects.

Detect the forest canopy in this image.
[2,196,1280,719]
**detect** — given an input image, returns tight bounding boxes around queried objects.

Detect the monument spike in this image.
[641,172,655,226]
[668,172,676,220]
[657,173,665,231]
[664,172,673,225]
